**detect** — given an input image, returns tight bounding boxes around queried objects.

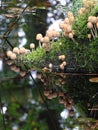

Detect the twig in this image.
[4,37,13,49]
[3,0,32,37]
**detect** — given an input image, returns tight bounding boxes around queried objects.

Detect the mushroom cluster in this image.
[37,73,74,117]
[43,87,74,117]
[36,29,60,52]
[82,0,97,8]
[87,16,98,39]
[59,11,75,39]
[6,45,35,77]
[5,0,98,75]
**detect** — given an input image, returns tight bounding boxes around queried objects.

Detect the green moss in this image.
[89,38,98,71]
[16,47,46,70]
[27,47,46,63]
[16,3,98,73]
[73,13,89,39]
[90,4,98,16]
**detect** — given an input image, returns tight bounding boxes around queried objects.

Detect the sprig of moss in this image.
[73,13,89,39]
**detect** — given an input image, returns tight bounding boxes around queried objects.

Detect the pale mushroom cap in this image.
[30,43,35,49]
[78,9,83,15]
[51,29,57,37]
[6,51,13,57]
[96,22,98,28]
[19,47,26,54]
[25,49,30,54]
[69,16,74,23]
[56,32,60,37]
[46,30,53,38]
[89,77,98,83]
[13,47,19,54]
[36,33,43,41]
[43,36,50,43]
[88,34,91,39]
[67,11,73,17]
[42,43,47,48]
[88,16,97,23]
[66,25,72,33]
[91,16,97,23]
[49,63,53,68]
[10,53,17,60]
[88,16,93,22]
[59,21,65,29]
[68,33,73,39]
[64,18,70,24]
[87,22,93,29]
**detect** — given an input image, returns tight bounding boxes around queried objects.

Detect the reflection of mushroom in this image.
[58,55,65,61]
[44,89,50,96]
[6,60,13,65]
[59,64,64,70]
[69,109,74,117]
[10,65,16,71]
[20,71,26,77]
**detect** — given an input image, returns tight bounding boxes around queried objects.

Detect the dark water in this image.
[0,0,98,130]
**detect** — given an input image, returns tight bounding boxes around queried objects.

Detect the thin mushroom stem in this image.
[90,29,95,39]
[39,41,42,48]
[93,23,98,37]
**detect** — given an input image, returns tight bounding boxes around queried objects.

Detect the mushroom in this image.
[58,55,65,61]
[49,63,53,69]
[87,22,95,39]
[20,71,26,77]
[10,53,16,60]
[36,33,43,48]
[59,63,64,70]
[89,77,98,83]
[19,47,26,54]
[68,32,74,39]
[30,43,35,50]
[13,47,19,54]
[87,34,92,40]
[43,36,50,43]
[6,50,13,57]
[6,60,13,65]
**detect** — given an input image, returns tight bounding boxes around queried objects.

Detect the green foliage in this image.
[73,13,89,39]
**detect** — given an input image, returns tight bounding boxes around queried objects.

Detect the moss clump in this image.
[89,38,98,71]
[6,0,98,73]
[17,47,46,70]
[26,47,46,63]
[73,13,89,39]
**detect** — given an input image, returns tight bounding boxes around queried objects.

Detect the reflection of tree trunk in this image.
[38,110,61,130]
